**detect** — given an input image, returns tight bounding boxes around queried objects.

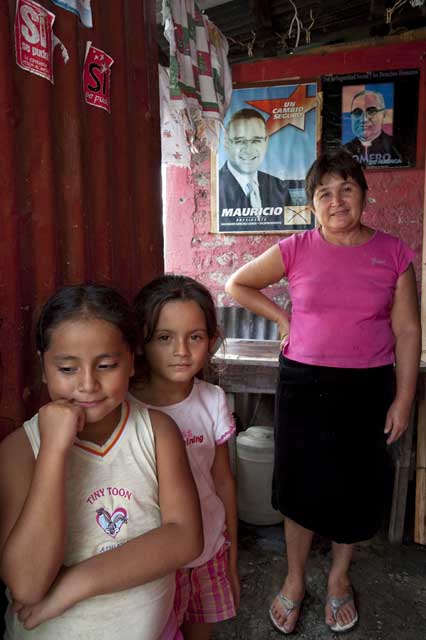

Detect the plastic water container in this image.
[236,426,284,526]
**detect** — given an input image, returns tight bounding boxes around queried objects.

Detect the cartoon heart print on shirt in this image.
[96,507,128,538]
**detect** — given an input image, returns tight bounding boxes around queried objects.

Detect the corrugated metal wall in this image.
[216,307,279,340]
[0,0,163,433]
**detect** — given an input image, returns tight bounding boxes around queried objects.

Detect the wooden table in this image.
[213,338,280,395]
[213,339,426,545]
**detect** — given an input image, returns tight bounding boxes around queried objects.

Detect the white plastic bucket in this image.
[236,426,284,526]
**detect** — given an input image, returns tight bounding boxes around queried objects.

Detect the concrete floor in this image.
[214,522,426,640]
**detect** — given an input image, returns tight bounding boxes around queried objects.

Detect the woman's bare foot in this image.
[269,577,305,634]
[325,577,358,631]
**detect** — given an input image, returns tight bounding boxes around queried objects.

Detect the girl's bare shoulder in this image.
[0,426,35,472]
[147,408,180,438]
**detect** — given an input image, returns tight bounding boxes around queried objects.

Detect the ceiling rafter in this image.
[156,0,426,63]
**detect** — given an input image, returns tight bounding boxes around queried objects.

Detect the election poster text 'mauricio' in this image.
[212,83,317,234]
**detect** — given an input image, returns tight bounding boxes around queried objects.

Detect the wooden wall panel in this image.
[0,0,163,433]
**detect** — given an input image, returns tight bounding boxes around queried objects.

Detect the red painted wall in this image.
[165,41,426,306]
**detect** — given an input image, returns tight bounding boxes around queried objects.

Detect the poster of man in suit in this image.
[212,83,318,233]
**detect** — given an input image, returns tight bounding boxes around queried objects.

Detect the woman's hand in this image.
[39,400,85,454]
[277,318,290,350]
[384,399,412,444]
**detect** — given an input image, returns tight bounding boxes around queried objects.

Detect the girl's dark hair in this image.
[36,284,138,355]
[133,275,219,346]
[305,149,368,205]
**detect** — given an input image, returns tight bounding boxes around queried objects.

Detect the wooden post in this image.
[388,405,415,544]
[415,125,426,544]
[226,392,237,477]
[415,374,426,544]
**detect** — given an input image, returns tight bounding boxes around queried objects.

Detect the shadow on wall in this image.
[0,417,14,443]
[0,358,9,636]
[0,354,15,442]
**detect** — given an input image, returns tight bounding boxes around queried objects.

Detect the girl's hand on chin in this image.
[39,400,86,453]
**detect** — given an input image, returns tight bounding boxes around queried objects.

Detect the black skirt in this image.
[272,354,395,544]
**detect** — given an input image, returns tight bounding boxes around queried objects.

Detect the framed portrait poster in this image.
[211,82,318,234]
[321,69,419,169]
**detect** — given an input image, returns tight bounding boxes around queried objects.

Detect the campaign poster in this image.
[15,0,56,83]
[212,83,318,234]
[321,69,419,168]
[83,42,114,113]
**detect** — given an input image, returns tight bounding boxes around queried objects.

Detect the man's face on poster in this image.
[224,118,268,175]
[350,92,386,144]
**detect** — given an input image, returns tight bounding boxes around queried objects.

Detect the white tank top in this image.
[4,399,174,640]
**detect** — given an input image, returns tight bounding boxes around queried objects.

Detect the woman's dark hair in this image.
[305,149,368,205]
[36,284,138,355]
[133,275,219,346]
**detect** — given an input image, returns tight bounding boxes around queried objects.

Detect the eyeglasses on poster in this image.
[321,69,419,169]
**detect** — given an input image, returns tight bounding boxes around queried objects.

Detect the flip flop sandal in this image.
[269,593,303,635]
[327,589,359,633]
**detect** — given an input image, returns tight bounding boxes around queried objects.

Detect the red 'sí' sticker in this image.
[15,0,56,83]
[83,42,114,113]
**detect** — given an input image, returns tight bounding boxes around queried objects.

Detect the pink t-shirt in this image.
[130,379,235,567]
[279,228,415,368]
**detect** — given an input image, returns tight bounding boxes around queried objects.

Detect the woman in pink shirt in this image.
[226,150,421,635]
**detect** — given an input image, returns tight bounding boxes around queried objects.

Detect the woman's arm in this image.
[16,410,203,629]
[225,244,290,338]
[386,265,421,444]
[0,402,84,604]
[211,442,240,608]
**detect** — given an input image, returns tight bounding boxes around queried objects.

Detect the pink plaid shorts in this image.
[174,542,236,625]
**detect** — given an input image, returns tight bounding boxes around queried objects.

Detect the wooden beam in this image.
[415,375,426,544]
[389,405,415,544]
[249,0,273,31]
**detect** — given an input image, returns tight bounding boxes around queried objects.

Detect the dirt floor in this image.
[0,522,424,639]
[213,522,426,640]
